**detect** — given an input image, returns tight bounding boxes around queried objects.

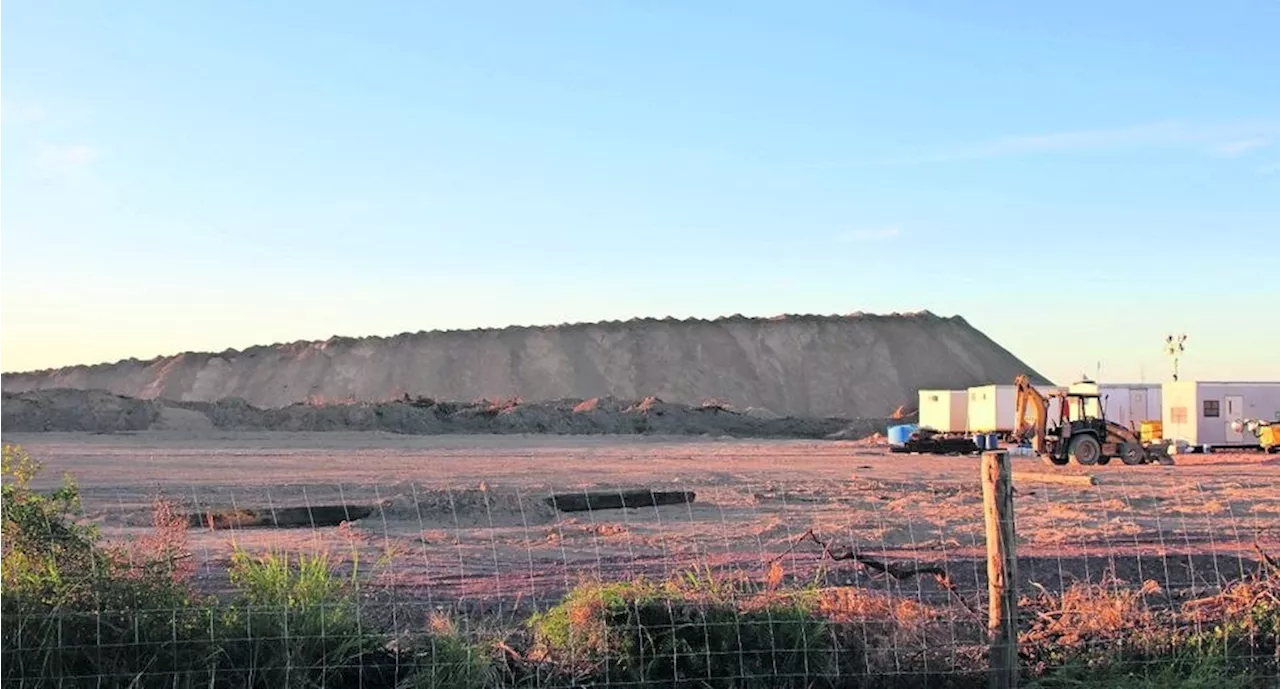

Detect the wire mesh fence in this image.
[2,438,1278,688]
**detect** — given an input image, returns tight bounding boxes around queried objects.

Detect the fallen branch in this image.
[492,640,526,664]
[1255,543,1279,574]
[1012,471,1098,487]
[772,529,980,616]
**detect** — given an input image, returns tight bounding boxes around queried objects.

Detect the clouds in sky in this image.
[33,144,101,180]
[0,100,48,124]
[881,119,1280,165]
[1210,138,1272,157]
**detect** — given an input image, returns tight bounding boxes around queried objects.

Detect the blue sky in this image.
[3,1,1278,384]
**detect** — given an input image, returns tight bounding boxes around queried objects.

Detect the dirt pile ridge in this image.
[1,389,870,439]
[0,311,1049,418]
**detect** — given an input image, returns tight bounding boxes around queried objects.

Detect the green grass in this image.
[527,578,840,688]
[1031,642,1262,689]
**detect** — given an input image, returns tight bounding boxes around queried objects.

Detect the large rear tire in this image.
[1068,435,1102,466]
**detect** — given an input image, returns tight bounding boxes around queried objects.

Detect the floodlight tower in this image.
[1165,334,1187,381]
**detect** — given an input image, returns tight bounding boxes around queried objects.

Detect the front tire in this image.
[1040,452,1069,466]
[1068,435,1102,466]
[1120,443,1146,465]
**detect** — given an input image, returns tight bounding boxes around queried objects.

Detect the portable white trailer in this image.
[967,384,1065,434]
[918,389,968,433]
[1162,381,1280,447]
[1066,382,1162,429]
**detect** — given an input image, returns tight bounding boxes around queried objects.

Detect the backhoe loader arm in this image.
[1013,374,1049,453]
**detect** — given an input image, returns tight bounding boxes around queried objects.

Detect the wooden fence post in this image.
[982,450,1018,689]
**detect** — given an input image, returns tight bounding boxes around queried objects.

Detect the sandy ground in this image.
[5,431,1278,614]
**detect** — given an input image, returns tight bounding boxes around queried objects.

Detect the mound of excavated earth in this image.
[1,389,887,439]
[0,312,1049,418]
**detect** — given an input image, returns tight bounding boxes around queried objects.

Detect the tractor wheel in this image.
[1040,452,1070,466]
[1120,443,1146,466]
[1068,435,1102,466]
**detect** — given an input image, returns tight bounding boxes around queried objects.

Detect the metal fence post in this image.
[982,450,1018,689]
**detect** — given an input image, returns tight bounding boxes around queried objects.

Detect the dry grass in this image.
[1022,577,1163,647]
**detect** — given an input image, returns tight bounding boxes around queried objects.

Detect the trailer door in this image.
[1225,395,1245,443]
[1130,389,1148,425]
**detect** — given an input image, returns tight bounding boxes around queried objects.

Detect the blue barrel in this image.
[887,424,918,446]
[973,434,988,451]
[987,433,1001,450]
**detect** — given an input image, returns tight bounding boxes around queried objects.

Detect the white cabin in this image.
[1161,381,1280,446]
[967,384,1065,433]
[1065,381,1162,429]
[918,389,968,433]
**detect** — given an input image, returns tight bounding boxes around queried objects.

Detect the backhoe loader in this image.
[1012,375,1172,467]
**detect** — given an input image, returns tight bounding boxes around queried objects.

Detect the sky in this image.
[2,1,1278,385]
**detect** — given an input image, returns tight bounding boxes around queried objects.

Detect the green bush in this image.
[528,579,838,688]
[1,443,491,689]
[2,443,217,688]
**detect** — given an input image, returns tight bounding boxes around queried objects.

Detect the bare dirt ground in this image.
[5,431,1278,615]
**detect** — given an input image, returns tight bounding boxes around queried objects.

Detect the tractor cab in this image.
[1055,379,1116,434]
[1041,389,1115,464]
[1059,391,1111,434]
[1064,379,1109,417]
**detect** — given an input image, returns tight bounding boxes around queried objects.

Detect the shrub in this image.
[2,443,215,688]
[528,579,838,688]
[1027,570,1280,688]
[216,547,494,689]
[398,614,492,689]
[0,444,494,689]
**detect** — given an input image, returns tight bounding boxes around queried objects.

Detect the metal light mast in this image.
[1165,334,1187,381]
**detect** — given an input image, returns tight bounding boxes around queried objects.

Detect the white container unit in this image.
[1066,382,1162,429]
[918,390,968,433]
[967,384,1065,434]
[1161,381,1280,447]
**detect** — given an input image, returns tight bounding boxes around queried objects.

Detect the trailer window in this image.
[1203,400,1220,418]
[1171,407,1188,424]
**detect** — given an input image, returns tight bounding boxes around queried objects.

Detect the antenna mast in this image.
[1165,334,1187,381]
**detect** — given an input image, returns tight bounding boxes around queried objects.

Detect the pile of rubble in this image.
[2,389,895,440]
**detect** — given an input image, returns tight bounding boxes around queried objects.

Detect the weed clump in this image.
[527,576,841,688]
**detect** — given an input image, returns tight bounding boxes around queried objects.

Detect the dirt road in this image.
[5,431,1277,610]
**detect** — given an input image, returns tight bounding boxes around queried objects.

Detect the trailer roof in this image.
[1183,381,1280,386]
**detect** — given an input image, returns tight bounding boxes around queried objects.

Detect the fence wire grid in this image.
[2,437,1278,688]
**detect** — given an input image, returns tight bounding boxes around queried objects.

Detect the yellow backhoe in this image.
[1012,375,1172,466]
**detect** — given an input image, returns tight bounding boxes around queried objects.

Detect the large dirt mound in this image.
[1,389,876,439]
[0,311,1049,418]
